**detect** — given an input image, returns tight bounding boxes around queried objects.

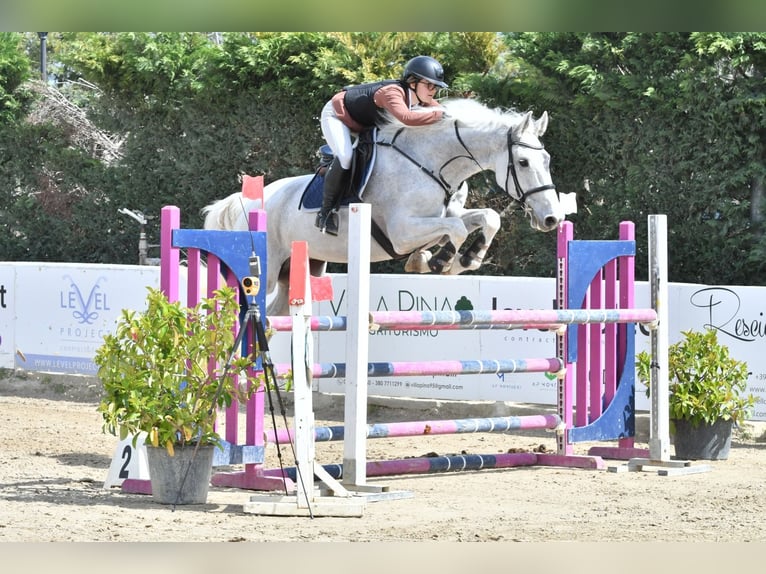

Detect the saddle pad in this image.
[298,172,325,211]
[298,169,373,211]
[299,133,376,212]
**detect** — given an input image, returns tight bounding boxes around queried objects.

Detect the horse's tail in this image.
[201,193,254,231]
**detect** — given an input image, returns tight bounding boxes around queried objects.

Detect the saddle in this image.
[298,129,376,211]
[298,129,405,260]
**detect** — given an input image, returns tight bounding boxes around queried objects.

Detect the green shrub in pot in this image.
[636,328,755,429]
[95,286,261,455]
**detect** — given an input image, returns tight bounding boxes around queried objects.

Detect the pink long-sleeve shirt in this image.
[331,83,443,133]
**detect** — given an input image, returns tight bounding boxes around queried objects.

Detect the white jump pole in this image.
[648,214,671,461]
[288,241,319,508]
[343,204,372,489]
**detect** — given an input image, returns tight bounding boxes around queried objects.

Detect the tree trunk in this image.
[752,170,764,238]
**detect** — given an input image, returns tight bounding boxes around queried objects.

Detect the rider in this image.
[315,55,449,235]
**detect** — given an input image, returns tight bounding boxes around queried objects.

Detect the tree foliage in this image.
[489,32,766,284]
[0,32,32,123]
[1,32,764,287]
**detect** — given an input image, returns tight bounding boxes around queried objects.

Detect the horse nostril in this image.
[544,216,559,229]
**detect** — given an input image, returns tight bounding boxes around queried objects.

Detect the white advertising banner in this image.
[672,284,766,422]
[1,262,764,421]
[0,264,15,369]
[10,263,160,374]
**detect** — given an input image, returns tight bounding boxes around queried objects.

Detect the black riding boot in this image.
[315,158,350,236]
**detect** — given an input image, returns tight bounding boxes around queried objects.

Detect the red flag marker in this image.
[242,174,264,202]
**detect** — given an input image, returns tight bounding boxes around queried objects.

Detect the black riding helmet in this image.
[402,56,448,89]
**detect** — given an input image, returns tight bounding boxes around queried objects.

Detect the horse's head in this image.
[380,99,569,232]
[496,110,564,232]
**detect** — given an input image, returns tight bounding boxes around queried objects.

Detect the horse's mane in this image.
[377,98,524,138]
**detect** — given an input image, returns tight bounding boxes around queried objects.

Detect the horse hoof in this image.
[428,258,450,273]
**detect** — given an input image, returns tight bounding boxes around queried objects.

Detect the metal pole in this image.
[138,227,148,266]
[38,33,48,83]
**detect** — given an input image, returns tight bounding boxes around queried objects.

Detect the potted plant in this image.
[636,328,755,460]
[95,286,261,504]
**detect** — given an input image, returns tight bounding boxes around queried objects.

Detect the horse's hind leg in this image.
[404,249,434,273]
[266,276,291,317]
[265,255,292,316]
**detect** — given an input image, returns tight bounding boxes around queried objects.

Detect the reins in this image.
[376,128,451,196]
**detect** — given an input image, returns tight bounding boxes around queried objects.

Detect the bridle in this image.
[378,121,557,206]
[452,121,557,205]
[504,135,558,203]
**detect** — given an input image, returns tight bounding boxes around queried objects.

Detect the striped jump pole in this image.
[268,315,566,332]
[369,308,657,328]
[266,413,562,444]
[267,452,542,481]
[264,446,604,483]
[272,357,564,379]
[267,308,657,332]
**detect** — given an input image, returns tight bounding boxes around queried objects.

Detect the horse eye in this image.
[518,158,529,167]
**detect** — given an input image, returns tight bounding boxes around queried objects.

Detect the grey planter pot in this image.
[672,418,733,461]
[145,444,215,504]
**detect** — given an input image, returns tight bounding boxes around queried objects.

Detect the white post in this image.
[648,214,671,461]
[624,215,708,474]
[343,204,371,488]
[289,242,315,507]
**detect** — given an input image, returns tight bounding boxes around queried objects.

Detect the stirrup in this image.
[315,210,339,236]
[315,211,326,231]
[323,211,339,236]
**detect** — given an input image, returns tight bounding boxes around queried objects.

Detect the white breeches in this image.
[320,100,354,169]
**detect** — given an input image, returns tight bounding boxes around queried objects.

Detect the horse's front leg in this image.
[403,237,458,274]
[403,182,471,274]
[445,207,501,275]
[427,238,457,273]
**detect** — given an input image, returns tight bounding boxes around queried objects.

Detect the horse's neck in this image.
[427,126,503,184]
[391,126,498,180]
[457,127,503,169]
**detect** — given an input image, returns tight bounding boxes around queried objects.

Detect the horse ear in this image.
[536,111,549,136]
[517,110,534,135]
